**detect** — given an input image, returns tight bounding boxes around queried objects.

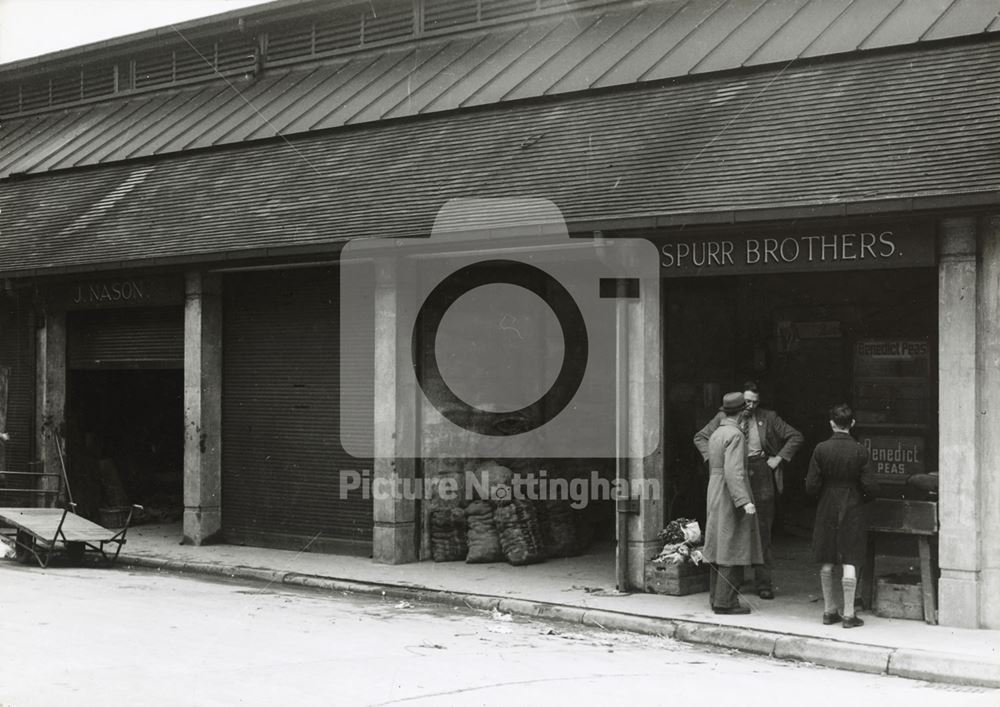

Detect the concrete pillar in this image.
[626,272,664,590]
[183,271,223,545]
[372,257,418,563]
[977,215,1000,628]
[36,312,66,507]
[937,217,980,627]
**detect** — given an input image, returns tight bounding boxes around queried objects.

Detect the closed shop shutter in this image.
[67,308,183,369]
[222,266,374,553]
[0,293,35,474]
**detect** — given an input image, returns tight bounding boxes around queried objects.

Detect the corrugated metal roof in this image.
[1,36,998,277]
[2,0,999,178]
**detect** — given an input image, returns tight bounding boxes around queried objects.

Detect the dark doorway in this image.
[66,369,183,522]
[664,267,938,535]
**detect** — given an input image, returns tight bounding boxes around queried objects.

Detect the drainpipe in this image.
[594,235,636,593]
[614,278,630,592]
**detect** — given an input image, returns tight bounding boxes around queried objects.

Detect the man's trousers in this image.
[708,564,745,610]
[747,456,775,592]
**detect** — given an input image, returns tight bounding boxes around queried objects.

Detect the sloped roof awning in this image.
[1,37,999,278]
[3,0,1000,180]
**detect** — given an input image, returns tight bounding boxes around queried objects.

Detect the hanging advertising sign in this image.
[857,434,925,479]
[653,222,934,277]
[854,339,930,378]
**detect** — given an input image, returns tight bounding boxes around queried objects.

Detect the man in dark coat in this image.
[694,381,803,599]
[805,403,879,628]
[703,392,762,614]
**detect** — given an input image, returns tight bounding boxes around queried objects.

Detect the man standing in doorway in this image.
[704,392,761,614]
[694,381,803,599]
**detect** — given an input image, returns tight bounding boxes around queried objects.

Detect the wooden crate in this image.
[644,561,709,596]
[874,574,924,620]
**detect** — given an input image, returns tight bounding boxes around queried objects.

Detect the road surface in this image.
[0,561,995,706]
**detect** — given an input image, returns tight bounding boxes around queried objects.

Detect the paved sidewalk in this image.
[118,524,999,688]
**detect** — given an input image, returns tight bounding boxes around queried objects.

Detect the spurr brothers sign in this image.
[656,222,935,276]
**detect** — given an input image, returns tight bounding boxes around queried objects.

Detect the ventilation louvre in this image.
[82,66,116,99]
[425,0,479,30]
[482,0,540,21]
[362,2,414,44]
[0,89,19,115]
[314,11,364,53]
[134,51,176,88]
[0,0,615,117]
[49,70,82,105]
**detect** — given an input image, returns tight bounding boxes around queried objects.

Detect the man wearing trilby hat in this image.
[703,392,763,614]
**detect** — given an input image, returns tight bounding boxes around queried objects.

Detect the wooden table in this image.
[861,499,938,625]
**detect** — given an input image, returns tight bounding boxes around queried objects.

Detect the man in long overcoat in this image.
[703,392,763,614]
[695,381,802,599]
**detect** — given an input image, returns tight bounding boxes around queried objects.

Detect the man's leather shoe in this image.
[713,606,751,615]
[842,615,865,628]
[822,612,842,625]
[758,589,775,600]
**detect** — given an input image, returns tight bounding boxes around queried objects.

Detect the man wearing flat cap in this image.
[702,392,763,614]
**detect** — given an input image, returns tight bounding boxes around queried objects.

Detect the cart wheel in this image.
[67,542,85,564]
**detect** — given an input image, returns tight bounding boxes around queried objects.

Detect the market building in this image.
[1,0,999,628]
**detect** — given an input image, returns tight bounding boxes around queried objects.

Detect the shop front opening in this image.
[409,256,621,574]
[65,306,184,525]
[66,369,183,523]
[664,266,938,595]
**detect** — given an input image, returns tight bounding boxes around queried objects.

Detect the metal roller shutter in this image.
[222,266,374,553]
[0,293,35,474]
[67,308,183,369]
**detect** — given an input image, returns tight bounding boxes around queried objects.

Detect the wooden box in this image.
[644,561,709,596]
[874,574,924,620]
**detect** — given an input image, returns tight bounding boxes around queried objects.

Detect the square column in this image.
[626,268,664,590]
[183,271,223,545]
[977,215,1000,628]
[36,312,66,507]
[372,257,418,563]
[937,217,980,627]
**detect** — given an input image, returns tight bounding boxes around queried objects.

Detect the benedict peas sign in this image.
[858,435,925,479]
[656,223,934,277]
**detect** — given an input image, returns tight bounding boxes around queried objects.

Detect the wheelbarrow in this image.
[0,503,141,568]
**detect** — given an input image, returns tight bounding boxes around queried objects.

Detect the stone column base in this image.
[938,569,980,628]
[373,521,418,564]
[982,567,1000,628]
[183,507,223,546]
[627,538,663,591]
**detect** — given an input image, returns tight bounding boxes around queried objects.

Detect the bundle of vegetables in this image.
[465,500,503,563]
[493,498,545,566]
[430,507,468,562]
[653,518,704,566]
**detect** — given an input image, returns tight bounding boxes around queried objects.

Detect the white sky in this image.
[0,0,273,64]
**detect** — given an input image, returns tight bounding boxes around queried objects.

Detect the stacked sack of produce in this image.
[464,500,503,563]
[430,507,468,562]
[493,498,545,566]
[537,499,579,558]
[468,461,514,502]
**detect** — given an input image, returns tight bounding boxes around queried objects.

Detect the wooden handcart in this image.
[0,504,140,568]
